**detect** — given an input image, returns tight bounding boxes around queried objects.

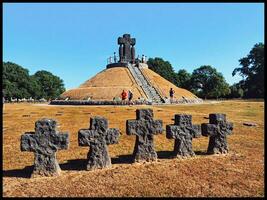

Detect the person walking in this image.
[169,88,175,104]
[121,90,127,102]
[114,52,117,63]
[128,90,133,105]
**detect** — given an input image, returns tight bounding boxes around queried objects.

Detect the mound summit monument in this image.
[59,34,201,104]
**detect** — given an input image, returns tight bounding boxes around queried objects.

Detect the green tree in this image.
[191,65,230,99]
[28,76,43,99]
[147,57,177,84]
[228,83,244,98]
[232,43,264,98]
[175,69,191,90]
[3,61,66,100]
[33,70,65,100]
[3,62,32,99]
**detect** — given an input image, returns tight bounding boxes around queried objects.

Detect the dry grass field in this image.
[2,100,264,197]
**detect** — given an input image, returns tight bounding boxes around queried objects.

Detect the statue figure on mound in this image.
[118,34,136,63]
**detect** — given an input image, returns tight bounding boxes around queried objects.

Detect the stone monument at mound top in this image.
[57,33,202,105]
[106,33,147,69]
[118,33,136,63]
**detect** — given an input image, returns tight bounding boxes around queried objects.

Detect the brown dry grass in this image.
[142,68,199,99]
[61,67,198,100]
[61,67,146,100]
[2,100,264,197]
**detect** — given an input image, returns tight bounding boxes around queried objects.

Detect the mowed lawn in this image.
[2,100,264,197]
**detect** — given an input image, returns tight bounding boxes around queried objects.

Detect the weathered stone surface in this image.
[78,116,120,170]
[126,109,163,162]
[201,113,233,154]
[20,119,69,178]
[166,114,201,158]
[118,34,136,63]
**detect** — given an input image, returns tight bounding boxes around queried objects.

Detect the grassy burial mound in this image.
[60,67,199,102]
[2,100,264,197]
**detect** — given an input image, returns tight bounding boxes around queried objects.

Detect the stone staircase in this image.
[127,63,164,103]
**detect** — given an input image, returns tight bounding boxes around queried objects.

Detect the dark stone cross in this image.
[20,119,69,178]
[166,114,201,158]
[126,109,163,162]
[201,113,234,154]
[78,116,120,170]
[118,34,136,63]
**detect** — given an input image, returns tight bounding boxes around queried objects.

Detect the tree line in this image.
[3,62,65,101]
[147,43,264,99]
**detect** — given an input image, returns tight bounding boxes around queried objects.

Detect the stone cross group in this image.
[20,109,233,178]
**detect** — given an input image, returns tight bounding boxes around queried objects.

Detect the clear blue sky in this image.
[3,3,264,90]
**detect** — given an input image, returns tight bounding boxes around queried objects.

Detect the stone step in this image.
[128,63,164,103]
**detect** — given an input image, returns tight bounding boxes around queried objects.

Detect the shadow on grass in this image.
[60,155,135,171]
[60,159,87,171]
[194,151,208,156]
[157,151,175,159]
[3,151,209,178]
[111,154,134,164]
[157,150,208,158]
[3,166,33,178]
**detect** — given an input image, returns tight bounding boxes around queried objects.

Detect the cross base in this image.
[207,134,230,155]
[86,143,112,170]
[132,134,158,163]
[31,154,61,178]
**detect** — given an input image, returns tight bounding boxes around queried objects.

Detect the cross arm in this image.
[201,123,217,137]
[190,124,201,138]
[118,37,124,45]
[130,38,136,45]
[151,120,163,135]
[106,128,120,145]
[78,129,96,146]
[166,125,182,139]
[126,120,138,135]
[226,122,234,135]
[52,132,69,150]
[21,132,37,152]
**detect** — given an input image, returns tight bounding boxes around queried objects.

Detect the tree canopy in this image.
[3,62,65,100]
[33,70,65,99]
[232,43,264,98]
[227,83,244,98]
[147,58,231,99]
[175,69,191,90]
[3,62,32,99]
[189,65,230,99]
[147,57,177,84]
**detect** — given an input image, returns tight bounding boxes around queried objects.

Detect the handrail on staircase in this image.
[127,63,150,100]
[139,68,165,103]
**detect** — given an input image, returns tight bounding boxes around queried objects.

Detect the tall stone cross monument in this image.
[118,34,136,63]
